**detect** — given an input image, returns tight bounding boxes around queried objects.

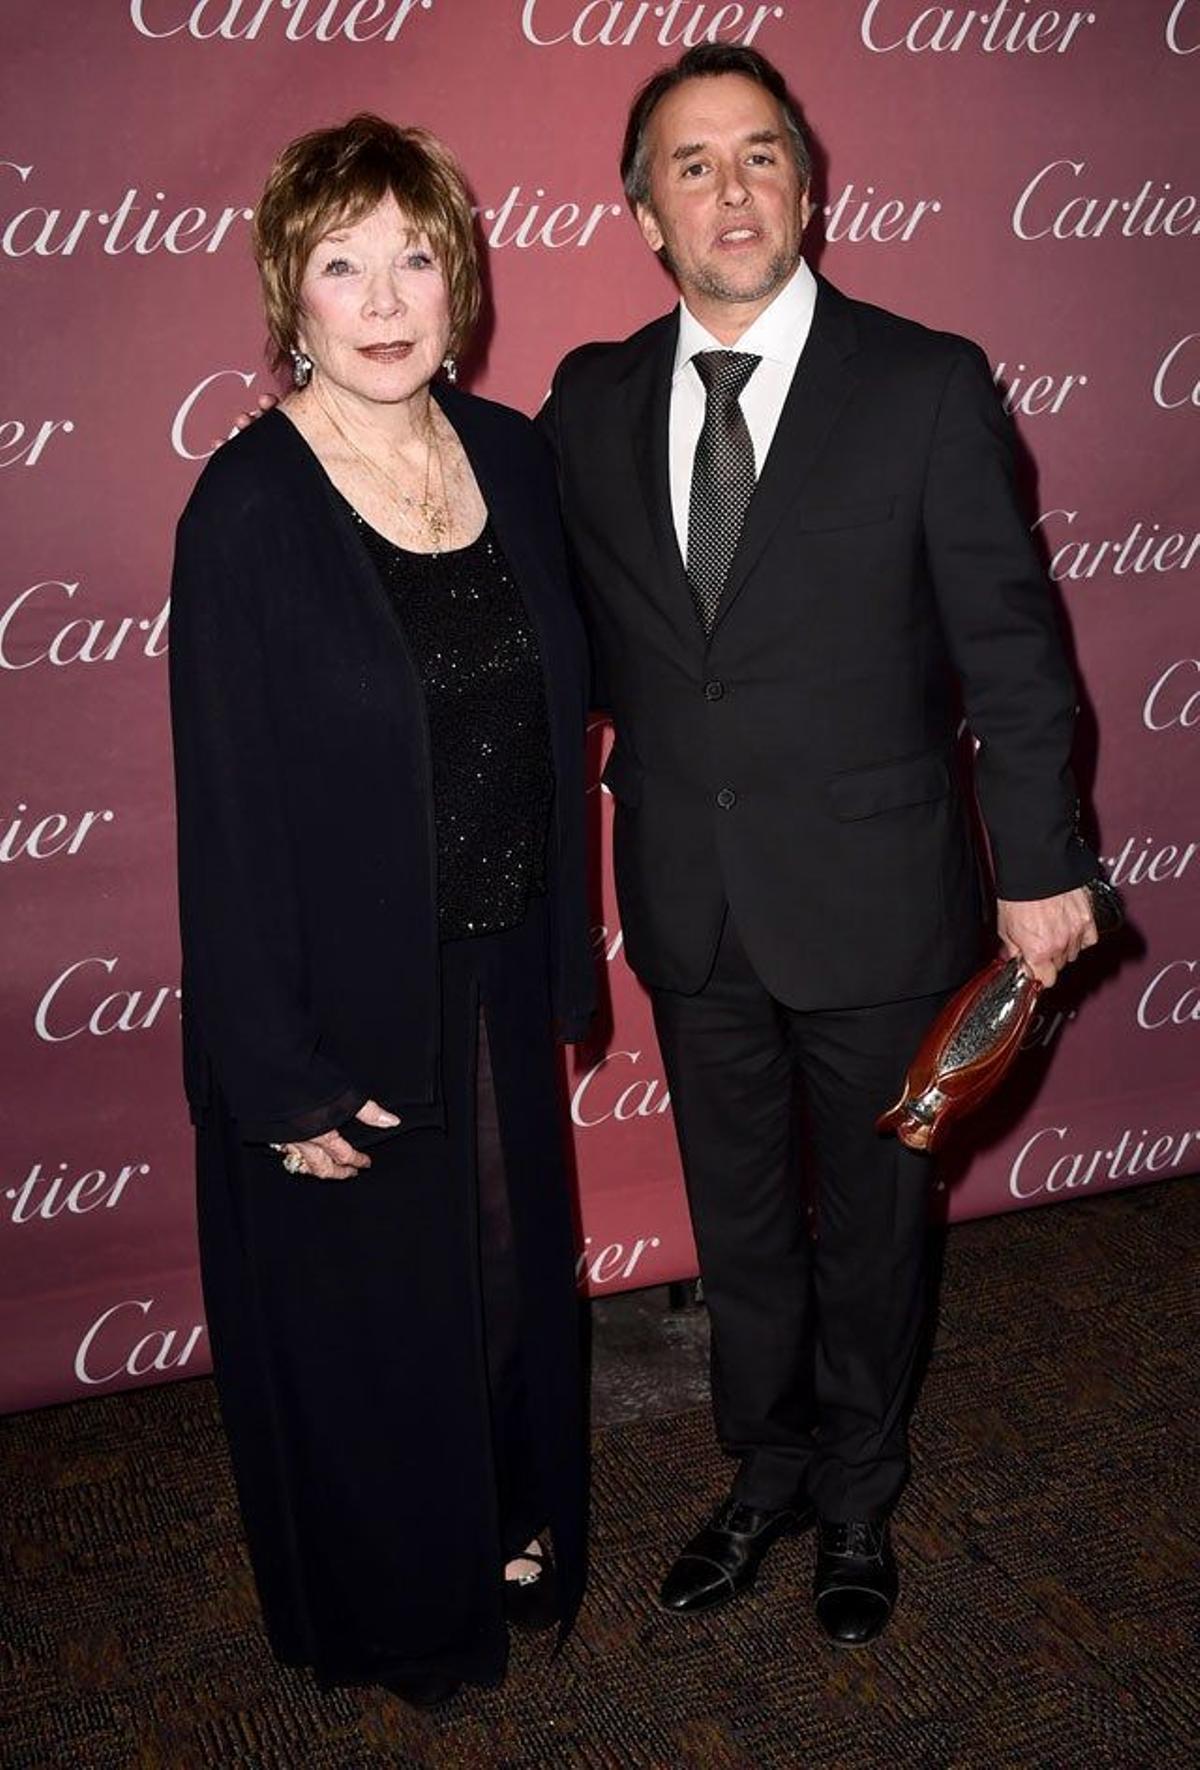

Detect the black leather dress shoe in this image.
[380,1670,462,1709]
[813,1518,898,1647]
[659,1495,814,1614]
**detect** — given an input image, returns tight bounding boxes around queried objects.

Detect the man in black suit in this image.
[541,44,1099,1645]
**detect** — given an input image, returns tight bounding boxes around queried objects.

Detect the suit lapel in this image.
[712,277,862,634]
[619,313,697,629]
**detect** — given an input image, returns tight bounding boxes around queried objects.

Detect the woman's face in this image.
[295,192,453,406]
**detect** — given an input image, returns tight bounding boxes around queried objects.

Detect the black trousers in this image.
[651,910,949,1522]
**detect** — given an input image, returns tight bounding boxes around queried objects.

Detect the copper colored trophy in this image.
[877,878,1123,1153]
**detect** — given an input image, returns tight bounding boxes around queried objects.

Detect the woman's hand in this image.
[275,1098,400,1180]
[211,392,279,451]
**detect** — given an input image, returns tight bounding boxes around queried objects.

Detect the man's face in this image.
[636,74,811,322]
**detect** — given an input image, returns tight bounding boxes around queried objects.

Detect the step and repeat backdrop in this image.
[2,2,1196,1412]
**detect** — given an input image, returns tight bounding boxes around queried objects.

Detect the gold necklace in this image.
[423,420,451,552]
[313,385,452,553]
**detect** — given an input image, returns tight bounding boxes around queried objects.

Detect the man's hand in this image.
[276,1097,400,1181]
[212,392,278,451]
[997,889,1097,988]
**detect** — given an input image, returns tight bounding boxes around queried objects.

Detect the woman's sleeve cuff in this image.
[235,1084,369,1147]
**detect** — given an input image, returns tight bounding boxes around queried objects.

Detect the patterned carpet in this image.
[3,1177,1198,1769]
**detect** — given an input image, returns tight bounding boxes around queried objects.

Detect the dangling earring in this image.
[441,355,458,385]
[290,348,313,389]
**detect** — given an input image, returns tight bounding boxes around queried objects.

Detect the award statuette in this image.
[877,878,1124,1153]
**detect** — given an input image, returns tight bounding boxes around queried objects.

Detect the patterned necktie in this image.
[686,350,761,634]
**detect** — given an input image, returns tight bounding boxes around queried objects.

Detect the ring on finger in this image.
[282,1147,305,1175]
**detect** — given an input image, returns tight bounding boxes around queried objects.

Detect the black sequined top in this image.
[345,501,554,941]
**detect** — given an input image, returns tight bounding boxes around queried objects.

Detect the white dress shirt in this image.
[669,258,818,561]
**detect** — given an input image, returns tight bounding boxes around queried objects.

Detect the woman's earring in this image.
[290,348,313,389]
[441,355,458,385]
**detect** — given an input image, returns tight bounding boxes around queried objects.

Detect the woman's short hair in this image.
[620,44,812,212]
[253,113,481,370]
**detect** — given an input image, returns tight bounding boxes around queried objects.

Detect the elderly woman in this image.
[169,115,594,1707]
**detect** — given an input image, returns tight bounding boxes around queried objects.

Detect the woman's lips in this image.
[357,342,414,361]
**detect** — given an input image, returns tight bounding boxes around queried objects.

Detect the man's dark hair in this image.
[619,44,812,212]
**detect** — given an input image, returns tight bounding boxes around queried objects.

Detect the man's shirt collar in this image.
[673,258,817,381]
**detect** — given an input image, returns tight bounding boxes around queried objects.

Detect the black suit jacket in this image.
[542,275,1096,1009]
[170,395,594,1144]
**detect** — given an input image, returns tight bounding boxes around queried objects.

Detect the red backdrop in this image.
[2,1,1197,1412]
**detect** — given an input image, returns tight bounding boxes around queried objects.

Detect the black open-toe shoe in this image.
[501,1542,560,1631]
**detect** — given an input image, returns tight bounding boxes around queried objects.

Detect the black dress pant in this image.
[651,910,949,1522]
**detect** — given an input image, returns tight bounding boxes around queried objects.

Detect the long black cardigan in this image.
[169,394,595,1146]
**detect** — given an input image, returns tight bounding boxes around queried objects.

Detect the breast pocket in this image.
[795,496,896,533]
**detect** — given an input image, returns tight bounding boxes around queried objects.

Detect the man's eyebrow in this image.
[670,128,784,162]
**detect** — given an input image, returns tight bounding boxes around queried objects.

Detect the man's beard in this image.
[661,240,800,307]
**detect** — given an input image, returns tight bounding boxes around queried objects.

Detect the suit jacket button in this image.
[704,679,725,701]
[716,787,737,810]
